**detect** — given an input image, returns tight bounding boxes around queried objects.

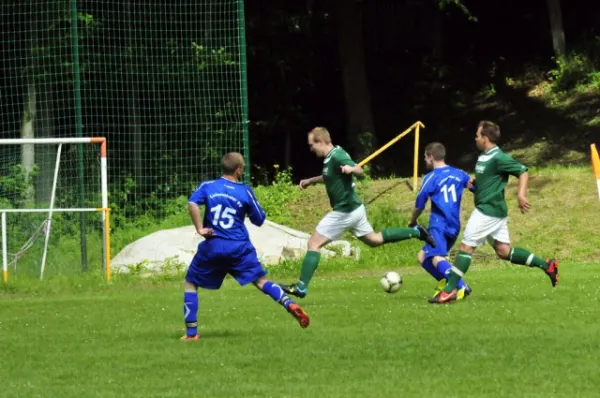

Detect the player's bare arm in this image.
[340,164,364,177]
[299,175,324,190]
[467,177,476,191]
[408,207,423,228]
[517,171,531,213]
[188,203,213,237]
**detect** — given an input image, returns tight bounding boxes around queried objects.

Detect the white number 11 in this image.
[441,184,457,203]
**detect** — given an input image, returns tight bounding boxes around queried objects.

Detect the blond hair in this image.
[308,127,332,144]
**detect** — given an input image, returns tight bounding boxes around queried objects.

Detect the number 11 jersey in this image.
[415,166,470,236]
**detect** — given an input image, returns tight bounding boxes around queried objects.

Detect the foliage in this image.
[547,53,600,91]
[0,163,39,208]
[253,166,301,224]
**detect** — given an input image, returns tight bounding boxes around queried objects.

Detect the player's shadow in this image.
[170,329,242,340]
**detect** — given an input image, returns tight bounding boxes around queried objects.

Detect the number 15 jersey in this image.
[188,177,266,241]
[415,166,470,236]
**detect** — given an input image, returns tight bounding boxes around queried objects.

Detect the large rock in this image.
[111,219,359,274]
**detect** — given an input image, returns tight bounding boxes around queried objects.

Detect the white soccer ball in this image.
[380,271,403,293]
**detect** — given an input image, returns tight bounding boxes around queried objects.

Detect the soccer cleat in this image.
[464,284,472,297]
[432,279,447,298]
[428,289,458,304]
[180,334,199,341]
[288,303,310,328]
[544,258,559,287]
[281,283,307,298]
[416,225,436,248]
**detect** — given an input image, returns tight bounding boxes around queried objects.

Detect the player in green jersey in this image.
[430,121,559,304]
[281,127,436,298]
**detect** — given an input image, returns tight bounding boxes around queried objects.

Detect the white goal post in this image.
[0,137,111,282]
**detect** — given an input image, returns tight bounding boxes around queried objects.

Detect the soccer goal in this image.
[0,137,110,282]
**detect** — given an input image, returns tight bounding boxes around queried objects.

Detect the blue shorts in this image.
[185,238,267,289]
[422,228,457,259]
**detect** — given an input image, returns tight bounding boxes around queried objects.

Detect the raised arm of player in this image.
[299,175,324,190]
[340,164,364,177]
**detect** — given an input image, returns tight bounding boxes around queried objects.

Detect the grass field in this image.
[2,165,600,397]
[2,262,600,398]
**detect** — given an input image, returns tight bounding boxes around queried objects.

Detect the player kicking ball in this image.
[408,142,472,300]
[182,152,309,340]
[281,127,436,299]
[430,121,559,304]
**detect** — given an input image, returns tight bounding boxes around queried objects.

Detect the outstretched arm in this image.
[340,164,364,178]
[299,175,324,190]
[408,207,423,228]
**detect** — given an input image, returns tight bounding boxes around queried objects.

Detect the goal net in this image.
[0,137,110,281]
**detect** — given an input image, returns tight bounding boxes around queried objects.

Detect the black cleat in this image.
[280,283,307,298]
[416,225,436,248]
[544,258,559,287]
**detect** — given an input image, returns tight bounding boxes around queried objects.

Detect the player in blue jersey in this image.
[181,152,310,340]
[408,142,472,300]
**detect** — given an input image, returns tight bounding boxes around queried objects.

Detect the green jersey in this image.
[322,146,362,212]
[473,146,528,218]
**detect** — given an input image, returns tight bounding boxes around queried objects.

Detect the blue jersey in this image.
[188,177,266,241]
[415,166,470,236]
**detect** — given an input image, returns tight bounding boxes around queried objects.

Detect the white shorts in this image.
[462,208,510,248]
[316,204,374,241]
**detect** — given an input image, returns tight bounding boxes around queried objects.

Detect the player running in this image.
[281,126,436,299]
[408,142,472,300]
[430,121,559,304]
[182,152,309,340]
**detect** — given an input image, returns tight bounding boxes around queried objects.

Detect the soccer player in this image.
[281,127,436,298]
[430,121,559,304]
[182,152,309,340]
[407,142,472,300]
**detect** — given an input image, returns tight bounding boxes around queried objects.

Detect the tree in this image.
[333,0,376,160]
[546,0,566,56]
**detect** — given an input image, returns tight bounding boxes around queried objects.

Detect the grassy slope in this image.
[284,165,600,268]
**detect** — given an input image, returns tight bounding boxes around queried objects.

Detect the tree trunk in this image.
[333,0,376,161]
[35,89,56,205]
[20,83,37,205]
[284,129,291,169]
[430,0,444,61]
[546,0,566,57]
[127,2,145,192]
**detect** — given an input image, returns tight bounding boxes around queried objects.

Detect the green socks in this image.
[444,251,472,293]
[297,250,321,290]
[509,247,548,270]
[382,227,420,243]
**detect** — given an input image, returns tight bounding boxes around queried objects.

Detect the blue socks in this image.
[423,258,465,289]
[421,257,445,281]
[261,281,294,310]
[184,291,199,337]
[436,259,465,289]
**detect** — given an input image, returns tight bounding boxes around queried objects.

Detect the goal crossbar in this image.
[0,137,111,282]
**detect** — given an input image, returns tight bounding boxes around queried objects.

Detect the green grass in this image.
[1,262,599,398]
[2,164,599,396]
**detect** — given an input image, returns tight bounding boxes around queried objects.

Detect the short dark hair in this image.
[221,152,244,175]
[424,142,446,161]
[478,120,501,143]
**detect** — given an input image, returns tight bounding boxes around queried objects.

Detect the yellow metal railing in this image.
[358,121,425,192]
